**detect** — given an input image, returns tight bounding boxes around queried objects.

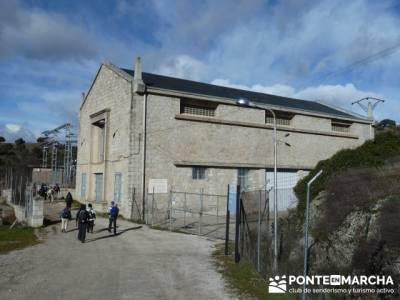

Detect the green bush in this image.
[294,130,400,220]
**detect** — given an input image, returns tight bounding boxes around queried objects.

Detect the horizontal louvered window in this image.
[265,111,294,126]
[331,121,351,133]
[183,105,215,117]
[181,99,217,117]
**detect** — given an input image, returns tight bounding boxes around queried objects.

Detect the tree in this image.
[14,138,26,146]
[0,136,5,143]
[376,119,397,132]
[378,119,396,128]
[37,137,47,143]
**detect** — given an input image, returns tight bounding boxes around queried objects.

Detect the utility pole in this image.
[236,98,279,272]
[42,145,48,168]
[40,123,76,185]
[352,97,385,139]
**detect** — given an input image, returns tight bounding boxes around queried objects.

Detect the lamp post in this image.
[302,169,323,300]
[236,99,278,272]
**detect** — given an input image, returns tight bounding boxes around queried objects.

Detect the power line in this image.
[318,40,400,83]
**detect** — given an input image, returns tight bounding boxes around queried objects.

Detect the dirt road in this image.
[0,216,237,300]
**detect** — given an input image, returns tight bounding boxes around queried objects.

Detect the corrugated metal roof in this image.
[121,68,363,120]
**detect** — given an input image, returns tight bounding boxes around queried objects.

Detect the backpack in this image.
[78,210,88,222]
[87,209,95,220]
[61,208,70,219]
[110,206,119,218]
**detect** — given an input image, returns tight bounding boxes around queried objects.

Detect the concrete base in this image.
[2,189,44,227]
[29,196,44,227]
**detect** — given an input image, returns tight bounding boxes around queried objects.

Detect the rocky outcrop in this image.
[296,194,400,299]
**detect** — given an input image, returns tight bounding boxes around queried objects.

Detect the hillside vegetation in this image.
[0,139,42,167]
[276,128,400,300]
[294,129,400,218]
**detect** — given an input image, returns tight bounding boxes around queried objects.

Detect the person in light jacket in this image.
[60,206,71,233]
[86,203,96,233]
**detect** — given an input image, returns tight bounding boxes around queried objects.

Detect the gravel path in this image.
[0,216,237,300]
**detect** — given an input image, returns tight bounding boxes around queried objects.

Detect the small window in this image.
[265,111,293,126]
[192,167,206,180]
[94,173,103,202]
[113,173,122,203]
[181,99,217,117]
[238,168,249,191]
[331,120,351,133]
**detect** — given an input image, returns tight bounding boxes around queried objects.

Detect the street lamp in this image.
[236,98,278,272]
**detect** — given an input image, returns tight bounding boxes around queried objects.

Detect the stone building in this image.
[76,58,372,219]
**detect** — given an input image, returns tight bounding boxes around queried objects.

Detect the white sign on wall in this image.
[148,179,168,194]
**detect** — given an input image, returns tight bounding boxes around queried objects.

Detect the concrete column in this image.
[28,196,44,227]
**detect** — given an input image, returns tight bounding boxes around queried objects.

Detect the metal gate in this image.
[146,189,229,239]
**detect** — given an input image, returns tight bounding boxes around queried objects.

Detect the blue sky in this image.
[1,0,400,141]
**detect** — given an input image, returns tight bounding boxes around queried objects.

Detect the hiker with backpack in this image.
[77,204,89,243]
[60,206,71,233]
[75,205,84,227]
[86,203,96,233]
[108,201,119,235]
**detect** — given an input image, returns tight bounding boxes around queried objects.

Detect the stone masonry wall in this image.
[77,65,371,218]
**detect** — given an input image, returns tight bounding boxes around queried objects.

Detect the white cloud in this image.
[156,55,207,80]
[294,84,382,107]
[212,79,295,97]
[5,124,21,132]
[0,1,97,61]
[205,0,400,86]
[0,123,36,142]
[2,0,400,135]
[211,78,385,116]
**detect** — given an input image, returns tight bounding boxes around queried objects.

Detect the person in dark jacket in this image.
[108,201,119,235]
[65,192,73,209]
[75,205,83,227]
[39,184,48,200]
[77,204,89,243]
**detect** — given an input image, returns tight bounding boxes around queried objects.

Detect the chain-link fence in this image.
[235,179,301,279]
[0,167,36,223]
[238,189,271,276]
[0,167,33,207]
[146,189,229,239]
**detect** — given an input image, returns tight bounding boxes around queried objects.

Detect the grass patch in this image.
[71,199,81,209]
[212,243,294,300]
[150,224,188,234]
[0,225,39,254]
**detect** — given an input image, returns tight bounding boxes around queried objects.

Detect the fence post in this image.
[19,176,22,205]
[257,189,262,272]
[169,190,172,231]
[183,192,187,228]
[240,198,244,257]
[199,188,203,235]
[234,185,241,263]
[216,194,219,237]
[131,187,140,220]
[151,187,155,227]
[225,184,230,255]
